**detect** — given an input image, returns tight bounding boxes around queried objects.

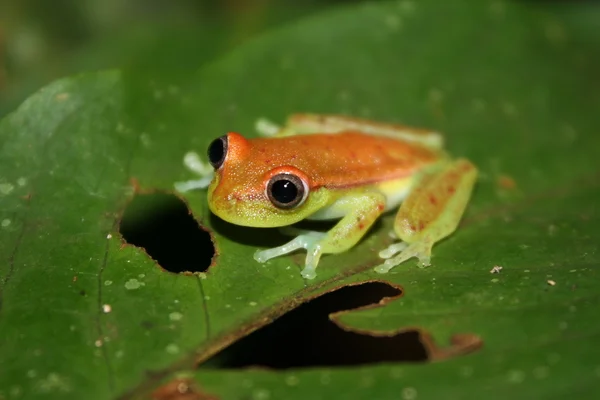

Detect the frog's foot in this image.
[254,232,326,280]
[174,176,213,193]
[183,151,212,175]
[374,239,432,274]
[174,151,214,193]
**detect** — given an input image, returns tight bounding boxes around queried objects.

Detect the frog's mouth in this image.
[208,192,308,229]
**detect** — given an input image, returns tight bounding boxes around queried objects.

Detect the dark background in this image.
[0,0,596,117]
[0,0,378,117]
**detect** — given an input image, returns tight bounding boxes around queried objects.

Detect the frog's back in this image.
[249,131,441,189]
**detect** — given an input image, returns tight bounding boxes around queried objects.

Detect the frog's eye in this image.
[266,173,308,209]
[207,135,228,169]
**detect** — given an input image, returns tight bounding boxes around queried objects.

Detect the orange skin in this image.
[219,131,438,189]
[208,131,441,227]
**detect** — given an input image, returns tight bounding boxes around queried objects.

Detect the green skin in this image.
[175,114,478,280]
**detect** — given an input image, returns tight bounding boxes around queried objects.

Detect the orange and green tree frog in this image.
[175,114,477,280]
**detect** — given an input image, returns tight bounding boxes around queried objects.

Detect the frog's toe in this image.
[183,151,213,175]
[254,232,324,280]
[301,267,317,280]
[253,249,271,263]
[253,241,300,263]
[253,232,325,265]
[301,241,324,280]
[374,258,399,274]
[378,242,408,259]
[255,117,281,137]
[374,240,433,273]
[417,255,432,268]
[176,151,214,192]
[174,176,213,193]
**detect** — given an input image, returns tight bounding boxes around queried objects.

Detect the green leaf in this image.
[1,1,599,399]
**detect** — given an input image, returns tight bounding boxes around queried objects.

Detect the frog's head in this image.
[206,132,329,227]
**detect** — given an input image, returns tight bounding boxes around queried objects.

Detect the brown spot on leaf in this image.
[129,177,141,193]
[463,170,600,228]
[497,174,516,190]
[421,332,483,362]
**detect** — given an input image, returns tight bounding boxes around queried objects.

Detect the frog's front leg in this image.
[374,159,477,274]
[254,191,386,279]
[174,151,214,192]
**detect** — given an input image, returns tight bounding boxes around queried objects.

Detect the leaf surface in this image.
[1,1,599,399]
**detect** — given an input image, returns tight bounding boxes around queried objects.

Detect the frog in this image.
[174,114,477,280]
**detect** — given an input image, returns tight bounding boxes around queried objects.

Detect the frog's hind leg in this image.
[374,159,477,274]
[254,115,322,138]
[255,117,283,137]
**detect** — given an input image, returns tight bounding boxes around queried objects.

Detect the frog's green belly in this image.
[307,176,414,221]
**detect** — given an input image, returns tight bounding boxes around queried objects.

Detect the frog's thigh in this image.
[376,159,477,273]
[395,158,477,243]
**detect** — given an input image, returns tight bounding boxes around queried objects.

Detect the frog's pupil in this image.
[271,179,298,204]
[208,136,226,168]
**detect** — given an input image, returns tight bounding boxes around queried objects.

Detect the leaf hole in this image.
[119,193,214,273]
[204,281,431,369]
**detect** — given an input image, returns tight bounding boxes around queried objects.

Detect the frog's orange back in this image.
[223,131,441,190]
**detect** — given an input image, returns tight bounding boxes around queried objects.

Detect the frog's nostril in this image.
[119,193,215,273]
